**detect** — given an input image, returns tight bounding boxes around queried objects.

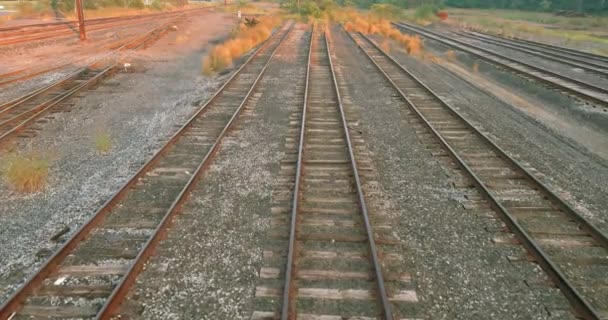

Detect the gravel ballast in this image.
[0,12,235,303]
[332,26,575,319]
[117,25,310,319]
[384,28,608,234]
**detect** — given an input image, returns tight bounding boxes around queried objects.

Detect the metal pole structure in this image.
[75,0,86,40]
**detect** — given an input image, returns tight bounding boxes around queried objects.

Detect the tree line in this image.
[338,0,607,13]
[444,0,607,12]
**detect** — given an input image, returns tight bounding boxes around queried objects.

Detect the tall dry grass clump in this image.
[339,11,423,56]
[202,16,283,75]
[2,152,50,193]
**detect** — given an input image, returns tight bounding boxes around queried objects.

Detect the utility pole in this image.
[75,0,86,41]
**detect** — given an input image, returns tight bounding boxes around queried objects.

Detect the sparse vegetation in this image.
[337,9,423,55]
[2,152,51,193]
[3,0,198,22]
[445,49,455,60]
[447,8,608,56]
[93,131,113,155]
[202,15,283,75]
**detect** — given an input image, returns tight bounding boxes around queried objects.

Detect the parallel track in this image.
[0,16,182,146]
[394,22,608,108]
[253,27,418,320]
[0,7,210,46]
[456,30,608,77]
[0,23,293,320]
[349,30,608,320]
[0,17,185,87]
[464,28,608,66]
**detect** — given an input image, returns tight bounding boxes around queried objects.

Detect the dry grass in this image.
[446,8,608,56]
[445,49,455,61]
[4,2,204,22]
[336,9,423,56]
[2,152,50,193]
[202,15,283,75]
[93,131,113,155]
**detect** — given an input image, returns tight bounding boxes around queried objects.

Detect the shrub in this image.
[342,13,423,56]
[371,3,405,20]
[202,16,282,75]
[2,152,50,193]
[93,131,113,155]
[150,0,165,10]
[414,4,438,20]
[300,0,322,18]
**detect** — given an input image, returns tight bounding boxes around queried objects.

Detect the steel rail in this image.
[466,28,608,65]
[394,22,608,107]
[280,27,393,319]
[280,23,313,320]
[461,30,608,70]
[0,14,178,112]
[456,30,608,77]
[0,17,181,145]
[0,23,293,320]
[0,30,153,88]
[349,30,608,320]
[325,31,393,319]
[96,23,294,320]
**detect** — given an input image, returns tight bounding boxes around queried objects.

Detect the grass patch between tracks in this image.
[93,131,113,155]
[201,15,283,75]
[1,152,50,193]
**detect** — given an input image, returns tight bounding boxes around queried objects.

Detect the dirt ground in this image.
[0,9,235,304]
[0,13,203,104]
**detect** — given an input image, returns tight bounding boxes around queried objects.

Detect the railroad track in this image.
[455,30,608,78]
[0,22,293,320]
[463,28,608,66]
[348,30,608,320]
[0,7,209,47]
[394,22,608,108]
[0,13,183,88]
[252,27,418,320]
[0,17,184,146]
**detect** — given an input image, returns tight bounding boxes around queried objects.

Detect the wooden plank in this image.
[260,267,280,279]
[255,286,280,298]
[20,305,99,318]
[301,218,357,227]
[38,284,113,298]
[391,290,419,302]
[297,269,372,280]
[56,264,129,276]
[535,235,596,248]
[298,288,372,300]
[250,311,276,320]
[298,233,367,243]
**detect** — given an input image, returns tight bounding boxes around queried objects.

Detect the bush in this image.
[2,152,50,193]
[150,0,165,10]
[202,16,283,75]
[93,132,113,155]
[371,3,405,20]
[414,4,438,20]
